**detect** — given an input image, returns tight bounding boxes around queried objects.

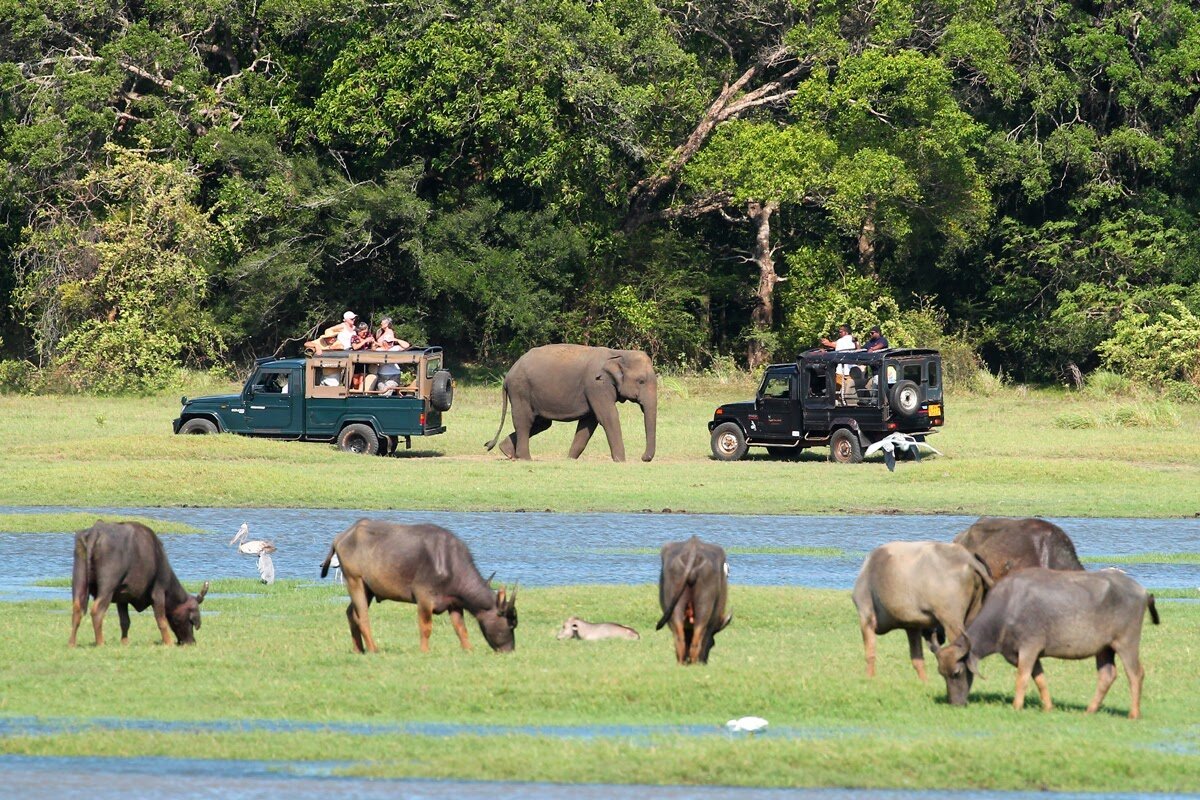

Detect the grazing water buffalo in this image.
[936,568,1159,718]
[556,617,640,641]
[853,541,993,681]
[953,517,1084,581]
[68,521,209,647]
[655,536,731,665]
[320,519,517,654]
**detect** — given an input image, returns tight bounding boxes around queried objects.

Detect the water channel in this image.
[2,506,1199,597]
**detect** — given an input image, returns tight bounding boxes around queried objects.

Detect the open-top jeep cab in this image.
[173,347,454,456]
[708,348,944,463]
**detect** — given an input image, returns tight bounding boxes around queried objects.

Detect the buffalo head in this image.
[477,584,518,652]
[936,632,980,706]
[168,581,209,645]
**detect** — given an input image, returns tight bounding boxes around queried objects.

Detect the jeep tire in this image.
[430,370,454,412]
[829,428,863,464]
[337,423,380,455]
[711,422,749,461]
[890,379,921,417]
[179,418,218,435]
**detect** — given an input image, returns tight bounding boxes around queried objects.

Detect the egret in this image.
[726,716,769,734]
[864,432,942,472]
[229,522,277,584]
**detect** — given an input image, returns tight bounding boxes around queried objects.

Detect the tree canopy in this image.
[2,0,1199,391]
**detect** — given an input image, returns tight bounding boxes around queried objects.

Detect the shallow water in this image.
[1,507,1198,598]
[1,755,1193,800]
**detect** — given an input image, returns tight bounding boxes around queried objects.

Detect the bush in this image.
[0,360,37,394]
[1082,370,1133,399]
[1053,401,1181,429]
[52,313,183,394]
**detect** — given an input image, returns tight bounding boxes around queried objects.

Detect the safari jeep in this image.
[708,348,944,463]
[173,347,453,456]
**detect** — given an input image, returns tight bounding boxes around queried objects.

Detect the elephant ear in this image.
[600,354,623,386]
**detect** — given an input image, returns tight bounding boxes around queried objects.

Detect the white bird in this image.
[328,552,343,584]
[229,522,277,583]
[864,433,943,472]
[726,716,769,734]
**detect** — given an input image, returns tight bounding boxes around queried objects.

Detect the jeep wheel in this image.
[710,423,748,461]
[337,423,379,455]
[179,418,217,435]
[829,428,863,464]
[430,370,454,412]
[890,379,921,417]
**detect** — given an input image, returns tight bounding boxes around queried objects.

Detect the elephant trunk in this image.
[640,385,657,462]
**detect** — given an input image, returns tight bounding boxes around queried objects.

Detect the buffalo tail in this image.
[655,548,698,630]
[319,545,335,579]
[1148,594,1160,625]
[483,382,510,451]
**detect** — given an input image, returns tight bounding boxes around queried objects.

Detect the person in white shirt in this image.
[821,323,857,352]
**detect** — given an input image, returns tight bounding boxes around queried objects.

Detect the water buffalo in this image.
[655,535,731,665]
[853,541,993,681]
[953,516,1084,581]
[556,617,640,641]
[936,567,1159,718]
[68,521,209,647]
[320,519,517,654]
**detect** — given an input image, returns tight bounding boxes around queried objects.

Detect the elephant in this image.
[484,344,657,462]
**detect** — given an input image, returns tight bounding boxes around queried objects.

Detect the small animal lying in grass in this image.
[556,616,640,641]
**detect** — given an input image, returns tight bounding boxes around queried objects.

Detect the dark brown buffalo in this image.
[655,536,731,665]
[69,521,209,646]
[936,567,1159,718]
[320,519,517,653]
[953,517,1083,582]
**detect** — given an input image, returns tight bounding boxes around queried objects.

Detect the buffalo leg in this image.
[345,577,378,653]
[151,601,173,645]
[1031,660,1053,711]
[69,593,88,647]
[1115,644,1145,720]
[906,629,928,682]
[449,609,473,651]
[417,603,435,652]
[859,616,877,678]
[90,594,112,647]
[669,617,688,664]
[687,618,709,665]
[568,414,599,459]
[1086,648,1117,715]
[1013,649,1040,711]
[345,602,365,654]
[117,603,132,645]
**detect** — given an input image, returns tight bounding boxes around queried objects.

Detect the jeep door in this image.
[757,370,800,441]
[800,362,834,431]
[242,367,301,434]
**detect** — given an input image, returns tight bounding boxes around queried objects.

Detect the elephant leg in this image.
[568,414,598,459]
[592,402,626,462]
[519,417,552,460]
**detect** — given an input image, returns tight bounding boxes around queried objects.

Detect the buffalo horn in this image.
[485,571,497,587]
[197,581,210,603]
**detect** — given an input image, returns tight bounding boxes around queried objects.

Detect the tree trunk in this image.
[747,200,780,370]
[857,198,877,277]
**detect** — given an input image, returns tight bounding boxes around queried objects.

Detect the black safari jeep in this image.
[708,348,944,463]
[173,347,453,456]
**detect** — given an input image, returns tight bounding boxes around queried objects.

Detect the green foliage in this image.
[1097,294,1200,388]
[1053,401,1181,430]
[0,359,36,394]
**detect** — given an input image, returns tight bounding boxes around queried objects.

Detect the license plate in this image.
[928,403,941,416]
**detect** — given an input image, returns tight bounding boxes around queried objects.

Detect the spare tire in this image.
[430,370,454,411]
[890,379,921,417]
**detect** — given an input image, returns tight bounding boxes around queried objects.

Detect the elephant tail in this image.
[484,381,510,452]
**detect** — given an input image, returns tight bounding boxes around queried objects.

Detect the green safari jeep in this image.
[173,348,453,455]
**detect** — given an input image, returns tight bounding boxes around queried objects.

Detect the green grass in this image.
[3,378,1200,516]
[1,583,1195,790]
[1082,553,1200,565]
[0,513,203,534]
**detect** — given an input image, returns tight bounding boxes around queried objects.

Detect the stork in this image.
[864,433,942,472]
[229,522,277,584]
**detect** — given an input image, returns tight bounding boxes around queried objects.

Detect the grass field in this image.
[2,376,1200,516]
[1,582,1195,790]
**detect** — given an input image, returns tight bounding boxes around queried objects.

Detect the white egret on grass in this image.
[863,433,943,472]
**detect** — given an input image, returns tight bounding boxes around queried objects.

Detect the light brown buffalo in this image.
[953,516,1084,582]
[853,541,993,681]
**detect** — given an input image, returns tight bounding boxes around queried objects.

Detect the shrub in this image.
[0,360,38,394]
[1082,370,1133,399]
[1053,401,1181,429]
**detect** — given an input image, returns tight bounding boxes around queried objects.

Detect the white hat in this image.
[343,310,356,321]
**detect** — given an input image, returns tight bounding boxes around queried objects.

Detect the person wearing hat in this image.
[865,325,889,352]
[333,311,357,350]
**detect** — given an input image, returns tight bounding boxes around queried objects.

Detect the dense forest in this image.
[2,0,1199,393]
